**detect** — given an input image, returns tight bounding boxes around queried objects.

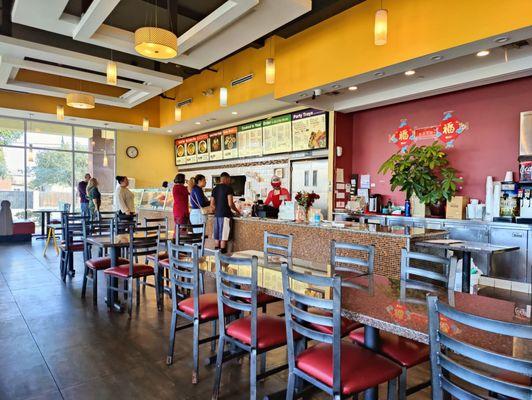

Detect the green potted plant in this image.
[378,142,462,216]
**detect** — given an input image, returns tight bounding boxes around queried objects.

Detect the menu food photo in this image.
[175,138,186,165]
[292,109,328,151]
[185,136,197,164]
[223,127,238,159]
[196,134,209,162]
[263,114,292,155]
[237,121,263,158]
[209,131,223,161]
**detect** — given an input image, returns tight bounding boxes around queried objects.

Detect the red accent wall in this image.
[343,77,532,205]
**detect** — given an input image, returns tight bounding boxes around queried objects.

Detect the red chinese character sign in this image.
[390,119,415,152]
[435,111,467,148]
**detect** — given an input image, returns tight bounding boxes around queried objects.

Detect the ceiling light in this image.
[56,105,64,121]
[476,50,490,57]
[265,58,275,84]
[106,61,117,85]
[27,144,34,163]
[494,36,509,43]
[103,152,109,167]
[232,111,238,115]
[66,93,95,109]
[194,121,201,125]
[175,105,182,122]
[374,71,385,77]
[167,130,172,133]
[134,27,177,59]
[348,86,358,91]
[405,70,416,76]
[374,8,388,46]
[430,55,443,61]
[332,84,341,89]
[142,117,149,131]
[219,87,228,107]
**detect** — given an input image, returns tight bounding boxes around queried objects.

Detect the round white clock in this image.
[126,146,139,159]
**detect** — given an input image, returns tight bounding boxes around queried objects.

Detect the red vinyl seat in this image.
[85,257,129,270]
[307,308,362,336]
[226,315,292,350]
[349,327,429,367]
[178,293,238,322]
[244,292,280,306]
[296,342,402,395]
[60,242,84,252]
[104,264,154,279]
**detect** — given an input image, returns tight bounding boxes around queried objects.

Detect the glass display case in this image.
[139,189,169,210]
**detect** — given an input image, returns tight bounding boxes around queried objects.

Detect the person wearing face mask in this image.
[264,176,291,210]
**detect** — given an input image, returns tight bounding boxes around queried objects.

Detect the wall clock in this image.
[126,146,139,159]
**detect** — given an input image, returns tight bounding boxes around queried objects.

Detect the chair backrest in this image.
[401,248,452,293]
[113,214,137,234]
[57,202,71,213]
[427,295,532,400]
[215,252,259,345]
[61,212,88,246]
[330,240,374,274]
[127,225,159,268]
[281,263,343,394]
[168,242,200,312]
[263,231,293,264]
[176,223,206,255]
[96,210,117,221]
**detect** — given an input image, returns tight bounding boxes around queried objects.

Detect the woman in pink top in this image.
[172,173,190,227]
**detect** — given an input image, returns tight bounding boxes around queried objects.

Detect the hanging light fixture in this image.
[219,87,228,107]
[175,105,182,122]
[374,1,388,46]
[66,93,95,109]
[106,60,117,85]
[143,117,149,131]
[134,1,177,59]
[265,58,275,85]
[28,144,34,163]
[56,105,64,121]
[103,151,109,167]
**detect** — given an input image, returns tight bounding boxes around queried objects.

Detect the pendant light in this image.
[28,144,34,163]
[143,117,149,131]
[106,60,117,85]
[56,105,64,121]
[175,105,182,122]
[374,1,388,46]
[265,38,275,84]
[66,93,95,109]
[219,62,228,107]
[103,151,109,167]
[135,0,177,59]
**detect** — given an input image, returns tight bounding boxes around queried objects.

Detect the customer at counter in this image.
[264,176,291,209]
[115,176,135,216]
[189,174,210,227]
[172,173,190,226]
[211,172,240,253]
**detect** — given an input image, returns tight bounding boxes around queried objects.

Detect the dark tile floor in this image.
[0,241,432,400]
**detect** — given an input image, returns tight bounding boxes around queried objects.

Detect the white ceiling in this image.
[11,0,312,70]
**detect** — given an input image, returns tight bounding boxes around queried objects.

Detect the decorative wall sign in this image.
[389,112,468,152]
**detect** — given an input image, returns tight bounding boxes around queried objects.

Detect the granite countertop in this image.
[231,216,447,238]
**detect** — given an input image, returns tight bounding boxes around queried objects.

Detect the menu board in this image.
[209,131,223,161]
[185,136,197,164]
[292,109,328,151]
[222,127,238,159]
[196,134,209,163]
[262,114,292,155]
[237,122,262,158]
[175,138,186,165]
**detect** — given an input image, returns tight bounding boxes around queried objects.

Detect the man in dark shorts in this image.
[210,172,240,253]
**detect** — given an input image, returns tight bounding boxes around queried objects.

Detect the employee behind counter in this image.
[253,176,291,218]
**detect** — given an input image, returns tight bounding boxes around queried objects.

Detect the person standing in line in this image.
[86,178,101,220]
[78,173,91,216]
[189,174,210,228]
[172,173,190,229]
[210,172,240,253]
[115,176,135,215]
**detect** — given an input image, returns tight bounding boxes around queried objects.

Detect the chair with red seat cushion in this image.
[281,263,401,400]
[427,295,532,400]
[59,212,88,282]
[212,252,290,400]
[103,225,160,317]
[308,308,362,336]
[166,243,228,385]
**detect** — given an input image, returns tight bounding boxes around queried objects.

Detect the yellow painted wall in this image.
[116,130,176,188]
[274,0,532,98]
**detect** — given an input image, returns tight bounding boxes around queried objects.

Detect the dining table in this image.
[31,208,60,238]
[198,249,531,400]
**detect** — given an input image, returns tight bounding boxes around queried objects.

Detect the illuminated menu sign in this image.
[222,127,238,159]
[262,114,292,155]
[237,121,262,158]
[196,134,209,163]
[209,131,223,161]
[175,138,186,165]
[185,136,197,164]
[292,109,327,151]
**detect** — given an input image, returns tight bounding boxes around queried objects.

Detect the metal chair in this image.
[212,252,289,400]
[330,240,375,275]
[281,263,401,400]
[427,295,532,400]
[81,218,128,304]
[103,225,159,317]
[254,231,293,312]
[43,202,71,256]
[59,212,88,281]
[166,242,233,384]
[350,248,452,400]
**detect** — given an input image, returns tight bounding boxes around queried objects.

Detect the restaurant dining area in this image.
[0,1,531,400]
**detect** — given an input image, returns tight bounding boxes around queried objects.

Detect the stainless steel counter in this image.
[333,211,532,283]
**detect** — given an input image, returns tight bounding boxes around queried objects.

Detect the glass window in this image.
[0,118,24,147]
[27,121,72,150]
[0,146,25,218]
[74,127,115,153]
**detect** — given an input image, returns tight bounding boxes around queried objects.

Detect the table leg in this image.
[364,326,380,400]
[462,252,471,294]
[41,212,46,236]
